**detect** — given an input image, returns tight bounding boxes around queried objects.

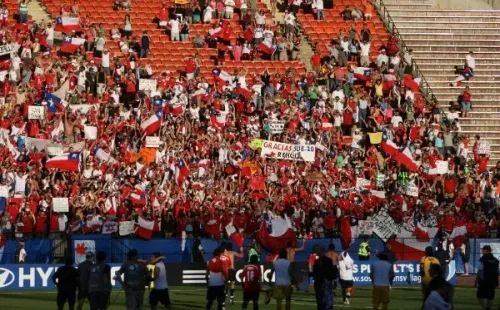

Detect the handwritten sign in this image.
[436,160,449,174]
[52,197,69,212]
[261,141,316,162]
[403,184,419,197]
[28,106,45,119]
[145,136,160,148]
[119,221,135,236]
[268,120,285,134]
[139,79,158,92]
[0,185,9,198]
[84,126,98,140]
[478,141,490,155]
[102,222,118,234]
[371,209,400,241]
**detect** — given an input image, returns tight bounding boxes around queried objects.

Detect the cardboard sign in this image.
[146,136,160,148]
[47,144,64,156]
[53,197,69,212]
[261,141,316,162]
[119,221,135,236]
[371,209,401,241]
[84,126,98,140]
[268,120,285,134]
[478,141,490,155]
[404,184,419,197]
[250,138,264,150]
[0,43,15,56]
[139,79,158,92]
[225,224,236,236]
[0,185,9,198]
[368,132,383,145]
[28,106,45,119]
[436,160,449,174]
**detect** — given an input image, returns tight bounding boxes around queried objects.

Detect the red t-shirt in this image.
[310,54,321,67]
[241,264,262,292]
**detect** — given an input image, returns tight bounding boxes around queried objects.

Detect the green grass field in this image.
[0,286,496,310]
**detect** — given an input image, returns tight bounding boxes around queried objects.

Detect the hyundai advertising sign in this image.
[0,261,455,290]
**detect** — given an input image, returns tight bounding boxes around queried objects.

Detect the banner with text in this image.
[261,141,315,162]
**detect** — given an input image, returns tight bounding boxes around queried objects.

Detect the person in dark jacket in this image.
[312,246,337,310]
[475,245,499,310]
[53,256,79,310]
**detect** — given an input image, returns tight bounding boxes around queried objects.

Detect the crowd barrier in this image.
[1,236,498,275]
[0,260,456,291]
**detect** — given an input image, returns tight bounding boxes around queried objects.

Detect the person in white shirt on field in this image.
[339,251,354,305]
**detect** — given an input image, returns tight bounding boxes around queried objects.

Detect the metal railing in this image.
[373,0,437,105]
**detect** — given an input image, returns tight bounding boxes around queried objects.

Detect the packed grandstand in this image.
[0,0,498,267]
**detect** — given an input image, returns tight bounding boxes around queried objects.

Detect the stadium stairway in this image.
[28,0,53,24]
[383,0,500,164]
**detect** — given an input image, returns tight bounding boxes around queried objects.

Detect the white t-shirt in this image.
[284,13,295,26]
[255,13,265,25]
[46,27,54,40]
[169,19,179,33]
[339,253,354,280]
[465,55,475,69]
[102,53,110,67]
[360,42,370,57]
[14,174,28,194]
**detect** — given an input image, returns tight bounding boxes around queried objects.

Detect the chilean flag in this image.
[55,16,82,33]
[140,111,162,135]
[258,215,296,254]
[381,139,400,157]
[388,226,439,261]
[130,185,147,206]
[212,68,234,86]
[135,216,154,240]
[394,147,420,172]
[45,93,64,113]
[450,225,467,247]
[257,42,275,55]
[320,122,334,132]
[46,152,81,171]
[176,160,190,184]
[60,37,85,54]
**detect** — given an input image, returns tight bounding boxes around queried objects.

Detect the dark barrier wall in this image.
[0,260,457,291]
[0,239,54,264]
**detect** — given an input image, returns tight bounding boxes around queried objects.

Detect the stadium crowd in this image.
[0,0,499,251]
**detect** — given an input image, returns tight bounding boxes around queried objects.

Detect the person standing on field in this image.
[115,249,151,310]
[338,250,354,305]
[370,253,394,310]
[88,251,112,310]
[53,256,79,310]
[149,252,173,310]
[77,251,94,310]
[420,246,441,302]
[241,255,262,310]
[475,245,499,310]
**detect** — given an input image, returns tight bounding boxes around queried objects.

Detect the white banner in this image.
[478,141,490,155]
[28,106,45,120]
[269,120,285,134]
[0,185,9,198]
[65,141,86,152]
[102,222,118,234]
[95,149,116,163]
[52,197,69,212]
[47,144,64,156]
[69,104,93,114]
[0,43,15,56]
[119,221,135,236]
[84,126,97,140]
[145,136,160,148]
[261,141,316,162]
[403,184,419,197]
[25,137,50,152]
[436,160,449,174]
[139,79,157,92]
[371,209,401,241]
[356,178,370,189]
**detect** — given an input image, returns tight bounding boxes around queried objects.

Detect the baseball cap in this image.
[482,245,492,252]
[86,251,94,259]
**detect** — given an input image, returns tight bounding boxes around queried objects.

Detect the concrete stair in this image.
[384,0,500,165]
[28,0,53,24]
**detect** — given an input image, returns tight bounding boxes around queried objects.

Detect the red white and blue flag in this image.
[46,152,81,171]
[130,185,147,206]
[176,160,190,184]
[60,37,85,54]
[140,111,163,135]
[135,216,155,240]
[55,16,82,33]
[258,214,296,254]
